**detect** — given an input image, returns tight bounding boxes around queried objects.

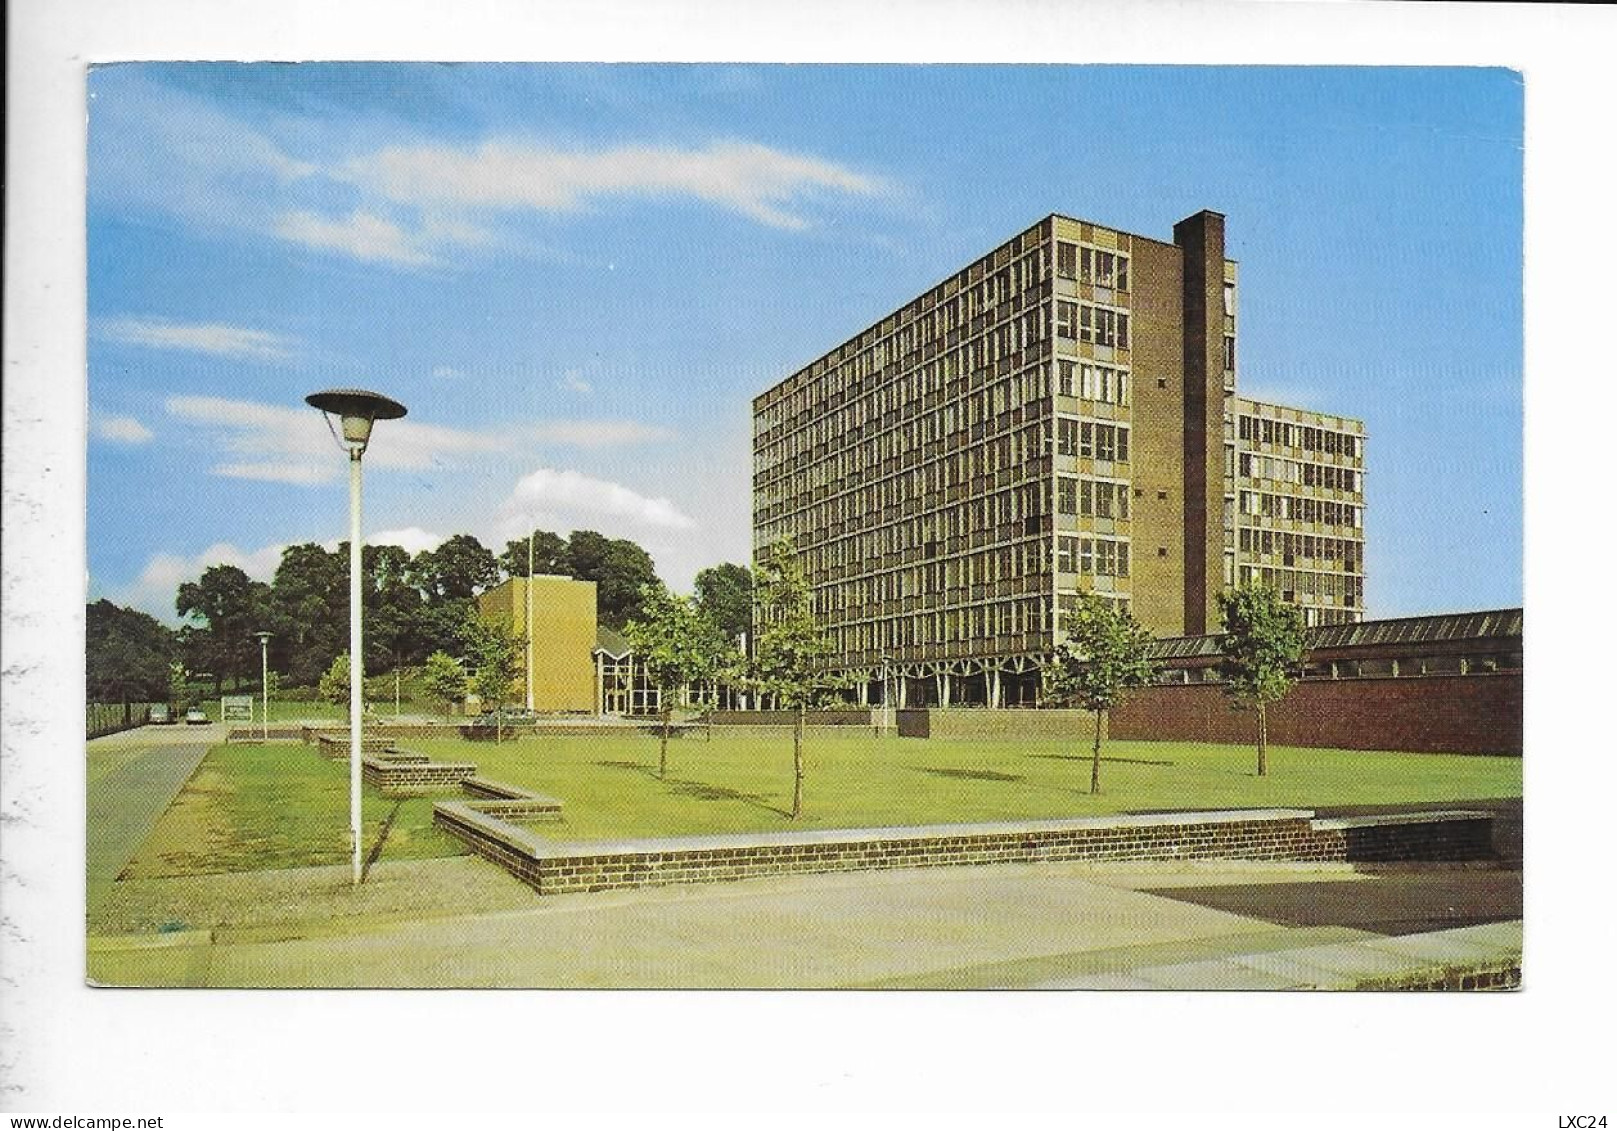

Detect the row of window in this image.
[1237,453,1363,493]
[1239,491,1363,528]
[832,597,1051,654]
[1057,477,1131,521]
[1055,360,1130,405]
[1056,301,1131,348]
[758,239,1050,431]
[1056,243,1130,290]
[1238,415,1362,460]
[1237,566,1364,605]
[1056,418,1132,462]
[1056,535,1131,578]
[1237,529,1362,571]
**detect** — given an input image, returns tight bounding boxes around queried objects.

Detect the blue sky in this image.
[87,63,1522,624]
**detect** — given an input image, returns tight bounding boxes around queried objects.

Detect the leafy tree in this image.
[267,543,347,687]
[694,562,753,644]
[86,600,174,703]
[319,653,351,707]
[624,583,732,779]
[1218,583,1307,777]
[365,543,428,671]
[564,530,659,630]
[499,529,569,578]
[422,650,468,717]
[176,564,267,692]
[464,614,527,742]
[1041,592,1158,794]
[411,534,499,601]
[750,539,837,819]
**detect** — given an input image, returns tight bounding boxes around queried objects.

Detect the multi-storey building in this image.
[751,210,1364,709]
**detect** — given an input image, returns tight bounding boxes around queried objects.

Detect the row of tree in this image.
[112,528,752,697]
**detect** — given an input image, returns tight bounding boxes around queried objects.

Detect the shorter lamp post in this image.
[305,388,408,886]
[255,631,272,741]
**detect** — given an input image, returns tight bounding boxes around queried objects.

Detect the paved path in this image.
[86,725,217,912]
[87,858,1429,989]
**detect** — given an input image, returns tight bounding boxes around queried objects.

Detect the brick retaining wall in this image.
[709,710,875,727]
[432,806,1494,896]
[360,750,477,796]
[898,708,1099,740]
[1108,672,1521,755]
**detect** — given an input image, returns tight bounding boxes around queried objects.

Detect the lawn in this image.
[124,730,1523,876]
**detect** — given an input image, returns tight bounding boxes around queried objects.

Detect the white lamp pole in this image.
[255,631,272,741]
[307,388,407,887]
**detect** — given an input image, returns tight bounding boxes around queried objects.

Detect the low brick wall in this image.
[316,734,397,759]
[361,750,477,796]
[460,776,565,821]
[709,710,875,727]
[432,806,1494,896]
[898,708,1099,740]
[1108,673,1521,756]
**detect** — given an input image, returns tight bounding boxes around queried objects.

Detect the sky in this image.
[86,63,1523,625]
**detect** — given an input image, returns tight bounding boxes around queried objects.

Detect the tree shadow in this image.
[909,765,1023,783]
[1026,753,1176,766]
[595,759,791,818]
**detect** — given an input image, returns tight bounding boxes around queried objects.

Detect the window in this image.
[1057,242,1078,280]
[1057,301,1079,339]
[1117,256,1129,291]
[1223,282,1236,317]
[1058,359,1077,397]
[1058,477,1079,515]
[1223,336,1236,372]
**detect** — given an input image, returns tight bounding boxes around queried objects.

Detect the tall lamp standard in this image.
[305,388,408,886]
[526,526,535,713]
[255,631,272,742]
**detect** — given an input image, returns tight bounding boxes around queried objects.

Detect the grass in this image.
[124,730,1523,876]
[120,743,466,879]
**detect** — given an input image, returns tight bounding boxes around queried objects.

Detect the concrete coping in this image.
[462,776,559,804]
[477,808,1320,861]
[1309,810,1493,832]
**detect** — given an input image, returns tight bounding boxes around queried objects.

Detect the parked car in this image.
[184,708,208,725]
[148,704,173,725]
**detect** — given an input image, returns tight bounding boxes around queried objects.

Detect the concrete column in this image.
[940,672,952,707]
[990,669,1003,708]
[898,677,909,709]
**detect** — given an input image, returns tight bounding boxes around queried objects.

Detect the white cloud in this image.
[369,527,447,556]
[342,139,891,231]
[275,209,437,268]
[557,369,592,394]
[97,317,299,362]
[113,540,287,622]
[164,394,507,483]
[502,467,696,531]
[530,420,673,448]
[93,414,154,444]
[432,365,466,380]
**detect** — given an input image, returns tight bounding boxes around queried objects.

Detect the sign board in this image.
[221,695,255,723]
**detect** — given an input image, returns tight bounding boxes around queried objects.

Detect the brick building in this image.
[751,210,1366,707]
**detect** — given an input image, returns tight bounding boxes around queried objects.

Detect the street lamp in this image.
[255,631,272,742]
[526,526,535,713]
[306,387,408,886]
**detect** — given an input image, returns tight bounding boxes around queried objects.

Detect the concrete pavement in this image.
[86,723,218,914]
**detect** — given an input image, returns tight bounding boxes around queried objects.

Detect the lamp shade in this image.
[305,388,408,450]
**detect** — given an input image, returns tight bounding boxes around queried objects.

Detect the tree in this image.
[86,600,174,703]
[624,583,732,779]
[563,530,659,630]
[176,564,266,692]
[1041,592,1158,794]
[750,539,837,819]
[694,562,753,644]
[464,613,527,742]
[422,650,468,717]
[1218,583,1307,777]
[319,653,351,707]
[411,534,499,601]
[268,543,347,687]
[499,529,569,578]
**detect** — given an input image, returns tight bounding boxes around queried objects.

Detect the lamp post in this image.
[306,388,408,886]
[255,631,272,741]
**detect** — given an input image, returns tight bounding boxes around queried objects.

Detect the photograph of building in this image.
[753,210,1366,707]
